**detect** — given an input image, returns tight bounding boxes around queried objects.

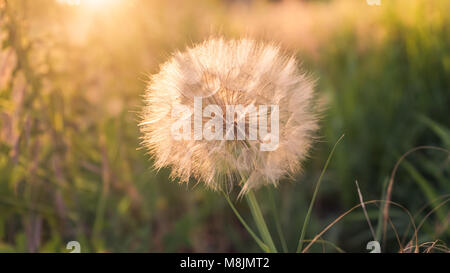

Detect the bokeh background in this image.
[0,0,449,252]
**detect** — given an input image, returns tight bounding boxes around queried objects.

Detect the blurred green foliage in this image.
[0,0,448,252]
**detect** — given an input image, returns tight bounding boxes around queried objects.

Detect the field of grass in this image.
[0,0,449,252]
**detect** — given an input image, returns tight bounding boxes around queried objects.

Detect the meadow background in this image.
[0,0,449,252]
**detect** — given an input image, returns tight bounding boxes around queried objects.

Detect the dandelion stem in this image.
[222,191,270,253]
[296,134,344,253]
[246,190,278,253]
[268,187,288,252]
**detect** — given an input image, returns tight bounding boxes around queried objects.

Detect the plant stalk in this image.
[246,190,277,253]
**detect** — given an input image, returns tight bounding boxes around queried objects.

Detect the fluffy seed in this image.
[140,38,320,194]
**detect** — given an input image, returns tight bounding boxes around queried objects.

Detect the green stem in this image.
[246,191,277,253]
[296,134,344,253]
[268,187,288,252]
[222,191,270,253]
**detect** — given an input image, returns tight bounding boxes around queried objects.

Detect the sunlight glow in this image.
[57,0,81,5]
[84,0,121,9]
[56,0,122,9]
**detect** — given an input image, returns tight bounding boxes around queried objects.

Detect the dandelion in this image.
[140,38,319,195]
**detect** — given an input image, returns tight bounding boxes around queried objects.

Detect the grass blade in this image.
[296,134,344,253]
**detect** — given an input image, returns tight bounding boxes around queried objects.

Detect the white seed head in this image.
[140,38,320,194]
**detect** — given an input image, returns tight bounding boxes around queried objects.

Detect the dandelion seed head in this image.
[140,38,320,194]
